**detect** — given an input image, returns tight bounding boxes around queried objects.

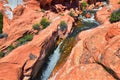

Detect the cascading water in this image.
[4,0,24,19]
[40,42,63,80]
[38,3,108,80]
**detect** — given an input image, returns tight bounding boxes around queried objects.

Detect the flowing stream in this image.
[41,42,63,80]
[2,0,107,80]
[39,8,103,80]
[38,1,107,79]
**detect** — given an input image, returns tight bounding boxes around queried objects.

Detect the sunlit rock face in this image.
[49,0,120,80]
[0,0,119,80]
[0,0,74,79]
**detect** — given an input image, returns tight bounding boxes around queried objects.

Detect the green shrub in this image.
[24,34,33,41]
[68,11,75,17]
[8,45,15,52]
[40,18,50,29]
[60,13,64,16]
[109,9,120,23]
[18,34,33,45]
[0,13,3,34]
[59,21,67,31]
[0,51,4,58]
[81,2,87,10]
[33,23,40,30]
[18,38,26,45]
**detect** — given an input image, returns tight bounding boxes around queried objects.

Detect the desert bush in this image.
[18,34,33,45]
[68,11,75,17]
[109,9,120,23]
[59,21,68,31]
[40,18,50,29]
[8,45,16,52]
[81,2,87,10]
[0,51,4,58]
[33,23,40,30]
[60,13,64,16]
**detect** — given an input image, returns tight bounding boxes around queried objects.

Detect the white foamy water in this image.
[78,1,107,25]
[4,0,24,19]
[41,42,63,80]
[78,12,99,26]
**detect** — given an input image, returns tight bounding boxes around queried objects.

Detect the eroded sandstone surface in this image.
[0,0,74,80]
[49,0,120,80]
[0,0,119,80]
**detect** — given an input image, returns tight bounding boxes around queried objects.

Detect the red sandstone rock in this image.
[55,4,66,13]
[0,0,120,80]
[95,0,120,24]
[49,0,120,80]
[49,21,120,80]
[50,64,115,80]
[0,0,74,80]
[0,63,21,80]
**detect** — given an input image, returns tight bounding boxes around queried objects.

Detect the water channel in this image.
[38,6,104,80]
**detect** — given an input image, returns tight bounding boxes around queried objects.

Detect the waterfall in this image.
[40,42,63,80]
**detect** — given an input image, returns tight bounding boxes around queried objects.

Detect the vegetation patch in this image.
[81,2,88,10]
[68,11,75,17]
[7,45,16,52]
[109,9,120,23]
[59,13,64,16]
[0,13,3,34]
[59,21,68,31]
[40,18,50,29]
[0,33,33,58]
[17,34,33,45]
[33,23,40,30]
[0,51,4,58]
